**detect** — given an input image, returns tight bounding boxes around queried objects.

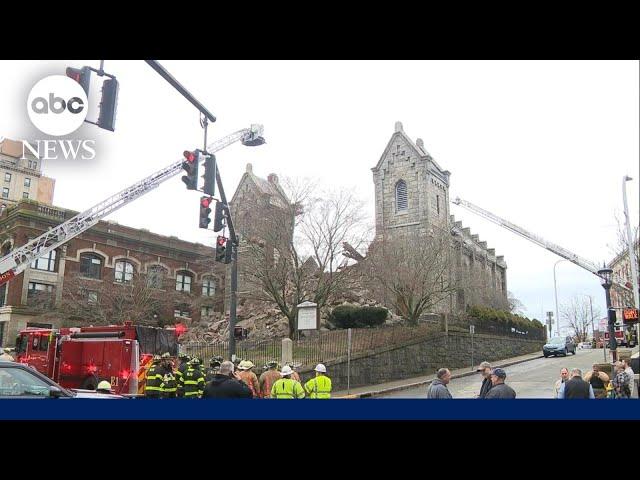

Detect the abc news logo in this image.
[31,93,85,115]
[25,74,95,160]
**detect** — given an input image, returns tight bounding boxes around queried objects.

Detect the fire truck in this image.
[14,322,178,395]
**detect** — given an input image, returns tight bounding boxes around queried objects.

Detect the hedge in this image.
[329,305,389,329]
[466,305,545,334]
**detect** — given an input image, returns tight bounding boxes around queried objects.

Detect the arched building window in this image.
[396,180,408,212]
[202,277,216,297]
[79,253,104,279]
[115,260,134,283]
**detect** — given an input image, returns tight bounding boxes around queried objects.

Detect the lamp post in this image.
[598,266,616,362]
[553,259,567,337]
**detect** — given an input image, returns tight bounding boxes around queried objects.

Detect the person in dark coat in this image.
[558,368,595,399]
[202,361,252,399]
[485,368,516,399]
[426,368,453,399]
[476,361,493,399]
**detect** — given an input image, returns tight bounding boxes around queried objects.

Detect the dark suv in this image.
[543,336,576,357]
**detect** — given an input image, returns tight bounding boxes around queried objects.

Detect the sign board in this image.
[469,325,475,334]
[599,318,607,330]
[297,301,318,330]
[622,308,639,324]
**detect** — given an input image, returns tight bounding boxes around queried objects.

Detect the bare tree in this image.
[240,181,369,338]
[560,296,600,343]
[507,291,526,315]
[366,227,458,325]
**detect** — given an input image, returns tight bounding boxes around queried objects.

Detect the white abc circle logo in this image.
[27,75,88,136]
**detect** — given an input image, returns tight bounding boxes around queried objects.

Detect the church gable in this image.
[373,122,426,175]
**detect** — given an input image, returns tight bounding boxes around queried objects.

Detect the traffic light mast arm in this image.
[0,126,262,281]
[451,197,632,293]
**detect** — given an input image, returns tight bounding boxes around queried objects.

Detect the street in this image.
[378,348,636,398]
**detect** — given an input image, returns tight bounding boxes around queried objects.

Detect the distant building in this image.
[609,239,639,310]
[0,138,55,208]
[0,200,225,347]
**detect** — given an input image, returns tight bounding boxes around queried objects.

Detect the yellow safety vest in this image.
[304,375,332,399]
[271,378,305,399]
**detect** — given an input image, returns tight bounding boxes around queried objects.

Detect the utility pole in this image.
[622,176,640,349]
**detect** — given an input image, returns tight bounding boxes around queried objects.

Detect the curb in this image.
[335,353,544,399]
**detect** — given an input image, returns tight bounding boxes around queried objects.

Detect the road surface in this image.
[378,348,627,398]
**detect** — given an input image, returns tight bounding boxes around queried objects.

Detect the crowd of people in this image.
[426,357,636,399]
[140,353,332,399]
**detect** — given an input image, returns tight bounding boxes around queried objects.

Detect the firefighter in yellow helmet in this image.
[179,357,205,398]
[96,380,113,394]
[303,364,332,399]
[144,355,164,398]
[271,365,305,399]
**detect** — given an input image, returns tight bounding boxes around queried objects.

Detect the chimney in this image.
[267,173,279,184]
[246,163,253,173]
[395,121,403,132]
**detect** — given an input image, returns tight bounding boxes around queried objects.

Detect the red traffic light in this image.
[66,68,81,82]
[201,197,212,208]
[183,150,196,163]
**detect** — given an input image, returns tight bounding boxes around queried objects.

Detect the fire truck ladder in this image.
[0,124,265,285]
[451,197,632,293]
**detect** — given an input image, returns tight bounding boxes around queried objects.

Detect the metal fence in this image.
[181,322,441,369]
[447,316,546,341]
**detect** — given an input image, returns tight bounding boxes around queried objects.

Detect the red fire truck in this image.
[14,322,179,395]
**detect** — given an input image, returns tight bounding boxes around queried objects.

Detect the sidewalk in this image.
[334,351,543,398]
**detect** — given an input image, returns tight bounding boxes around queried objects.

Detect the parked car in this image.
[543,336,576,357]
[0,361,125,399]
[578,342,593,349]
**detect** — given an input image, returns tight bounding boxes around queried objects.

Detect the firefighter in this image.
[271,365,305,399]
[205,356,224,382]
[259,361,281,398]
[304,364,332,399]
[96,380,113,394]
[237,360,260,398]
[179,357,205,398]
[160,354,177,398]
[174,353,190,394]
[286,362,302,383]
[144,355,164,398]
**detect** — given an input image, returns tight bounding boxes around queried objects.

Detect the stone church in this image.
[371,122,508,313]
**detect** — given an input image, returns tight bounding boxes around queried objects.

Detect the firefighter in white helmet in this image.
[96,380,113,394]
[304,364,332,399]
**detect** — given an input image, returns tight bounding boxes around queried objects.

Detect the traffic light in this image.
[213,201,227,232]
[181,150,199,190]
[66,66,91,96]
[215,236,227,263]
[608,308,617,326]
[225,240,233,264]
[202,154,216,196]
[199,196,212,229]
[97,78,119,132]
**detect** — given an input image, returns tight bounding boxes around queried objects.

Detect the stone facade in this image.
[227,163,293,311]
[609,239,639,310]
[371,122,508,313]
[298,331,542,391]
[0,200,225,346]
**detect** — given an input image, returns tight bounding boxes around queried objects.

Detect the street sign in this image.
[469,325,475,334]
[297,301,318,330]
[622,308,639,324]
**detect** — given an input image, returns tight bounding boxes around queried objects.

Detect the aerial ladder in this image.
[451,197,633,293]
[0,124,265,286]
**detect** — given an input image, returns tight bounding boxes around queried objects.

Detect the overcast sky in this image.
[0,60,638,332]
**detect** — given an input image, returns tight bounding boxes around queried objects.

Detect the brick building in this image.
[0,200,224,347]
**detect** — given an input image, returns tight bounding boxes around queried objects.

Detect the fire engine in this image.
[14,322,178,395]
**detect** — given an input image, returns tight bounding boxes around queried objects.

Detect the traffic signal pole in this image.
[212,163,240,359]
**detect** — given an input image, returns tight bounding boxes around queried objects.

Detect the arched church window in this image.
[396,180,408,211]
